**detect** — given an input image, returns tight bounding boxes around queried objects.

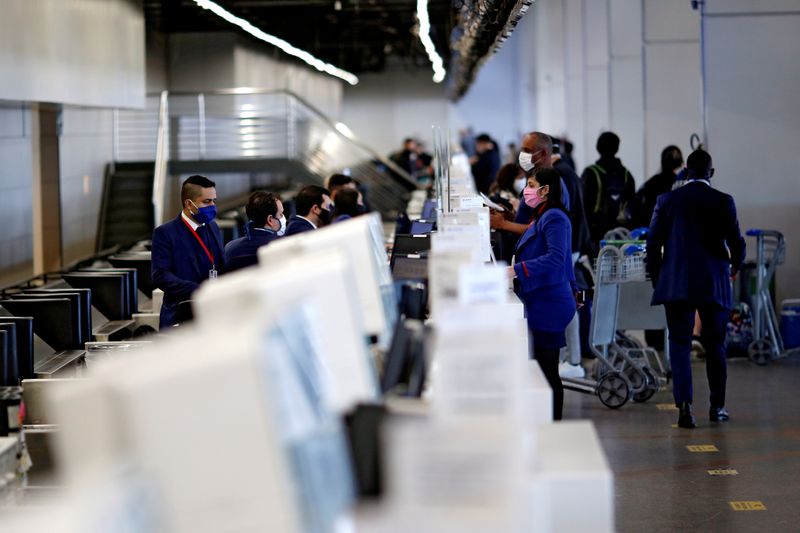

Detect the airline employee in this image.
[224,191,285,272]
[152,175,226,328]
[285,185,333,236]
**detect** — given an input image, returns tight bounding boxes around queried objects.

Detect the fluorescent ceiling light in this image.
[193,0,359,85]
[335,122,355,139]
[416,0,446,83]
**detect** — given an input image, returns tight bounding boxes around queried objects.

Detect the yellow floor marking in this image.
[708,469,738,476]
[730,501,766,511]
[686,445,719,452]
[657,403,678,411]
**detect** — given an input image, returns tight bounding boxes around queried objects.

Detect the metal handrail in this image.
[146,88,417,187]
[152,90,169,227]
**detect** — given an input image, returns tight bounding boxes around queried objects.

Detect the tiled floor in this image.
[563,354,800,533]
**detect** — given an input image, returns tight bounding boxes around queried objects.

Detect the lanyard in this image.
[181,217,215,268]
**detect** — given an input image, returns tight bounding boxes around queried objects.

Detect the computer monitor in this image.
[80,268,138,316]
[0,298,77,351]
[421,199,437,220]
[63,273,128,321]
[25,288,92,344]
[0,314,34,380]
[258,212,397,345]
[108,254,154,297]
[0,328,14,385]
[52,308,355,532]
[380,319,426,397]
[392,234,432,256]
[16,290,90,346]
[391,254,429,281]
[195,247,378,414]
[409,219,436,235]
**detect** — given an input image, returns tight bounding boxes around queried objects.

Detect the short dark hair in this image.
[294,185,330,217]
[596,132,620,156]
[660,145,684,173]
[686,149,712,178]
[494,163,521,193]
[332,189,360,219]
[328,174,354,190]
[475,133,493,143]
[181,175,216,203]
[246,191,281,227]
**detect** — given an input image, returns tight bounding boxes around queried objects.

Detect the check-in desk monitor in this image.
[409,219,436,235]
[195,247,378,414]
[63,273,129,321]
[0,298,78,351]
[14,289,91,346]
[258,212,397,346]
[53,304,354,533]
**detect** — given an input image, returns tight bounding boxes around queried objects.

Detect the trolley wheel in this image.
[748,339,773,366]
[624,365,646,393]
[597,372,631,409]
[633,368,658,403]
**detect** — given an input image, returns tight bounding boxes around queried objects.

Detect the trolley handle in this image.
[746,229,784,240]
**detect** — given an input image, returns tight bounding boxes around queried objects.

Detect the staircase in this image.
[96,162,155,251]
[108,90,420,234]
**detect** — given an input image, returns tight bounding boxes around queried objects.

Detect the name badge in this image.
[209,269,218,280]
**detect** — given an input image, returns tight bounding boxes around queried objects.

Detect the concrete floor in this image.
[563,354,800,533]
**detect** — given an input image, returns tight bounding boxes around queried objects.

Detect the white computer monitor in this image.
[50,305,355,533]
[258,212,397,345]
[193,247,378,414]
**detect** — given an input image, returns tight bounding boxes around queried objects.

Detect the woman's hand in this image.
[507,266,517,279]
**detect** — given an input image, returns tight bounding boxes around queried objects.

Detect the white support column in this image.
[641,0,702,177]
[608,0,645,184]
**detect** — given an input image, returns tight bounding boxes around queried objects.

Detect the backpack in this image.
[586,164,634,225]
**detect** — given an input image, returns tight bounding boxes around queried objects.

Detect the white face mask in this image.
[277,215,287,236]
[513,177,527,194]
[518,151,534,172]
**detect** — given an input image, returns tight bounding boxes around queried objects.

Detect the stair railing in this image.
[152,90,169,227]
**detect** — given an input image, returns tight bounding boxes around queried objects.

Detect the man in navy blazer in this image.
[284,185,332,236]
[647,149,745,428]
[152,175,226,329]
[224,191,285,272]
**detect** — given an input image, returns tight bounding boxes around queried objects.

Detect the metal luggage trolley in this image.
[562,233,668,409]
[746,229,794,365]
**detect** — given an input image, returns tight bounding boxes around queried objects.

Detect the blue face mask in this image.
[190,200,217,224]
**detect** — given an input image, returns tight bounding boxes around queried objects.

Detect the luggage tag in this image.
[209,268,218,280]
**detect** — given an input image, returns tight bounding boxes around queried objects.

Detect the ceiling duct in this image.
[447,0,534,100]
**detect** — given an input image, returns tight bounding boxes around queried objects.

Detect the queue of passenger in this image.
[465,125,742,427]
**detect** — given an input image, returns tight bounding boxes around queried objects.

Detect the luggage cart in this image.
[746,229,791,365]
[562,244,667,408]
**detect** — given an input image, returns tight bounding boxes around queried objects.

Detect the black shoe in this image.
[710,407,730,422]
[678,402,697,428]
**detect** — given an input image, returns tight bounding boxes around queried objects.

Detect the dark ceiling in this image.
[143,0,456,75]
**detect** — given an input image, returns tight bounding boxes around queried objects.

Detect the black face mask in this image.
[318,206,332,226]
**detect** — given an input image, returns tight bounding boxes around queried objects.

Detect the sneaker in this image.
[559,361,586,379]
[691,339,706,359]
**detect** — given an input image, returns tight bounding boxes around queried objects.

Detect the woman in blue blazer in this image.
[510,167,577,420]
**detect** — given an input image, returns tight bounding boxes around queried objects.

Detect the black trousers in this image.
[664,302,729,408]
[533,346,563,421]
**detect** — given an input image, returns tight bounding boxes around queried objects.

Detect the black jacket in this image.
[581,157,636,243]
[554,159,592,256]
[632,170,677,228]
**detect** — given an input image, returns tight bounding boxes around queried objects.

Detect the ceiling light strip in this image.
[193,0,359,85]
[417,0,446,83]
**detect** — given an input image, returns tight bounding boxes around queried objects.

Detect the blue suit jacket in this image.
[646,181,745,308]
[285,215,316,236]
[224,228,279,272]
[514,208,577,332]
[152,215,226,327]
